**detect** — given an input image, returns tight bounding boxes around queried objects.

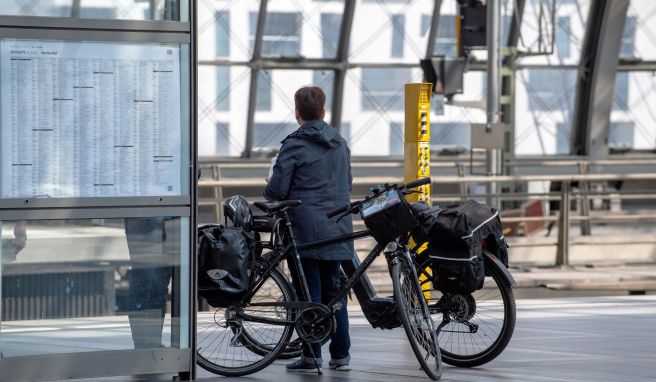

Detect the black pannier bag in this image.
[197,224,256,307]
[411,200,508,294]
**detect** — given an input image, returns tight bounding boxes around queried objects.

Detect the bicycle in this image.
[196,177,442,380]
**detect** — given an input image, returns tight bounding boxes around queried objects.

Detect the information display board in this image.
[0,40,182,198]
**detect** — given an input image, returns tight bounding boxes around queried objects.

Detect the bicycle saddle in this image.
[254,200,302,213]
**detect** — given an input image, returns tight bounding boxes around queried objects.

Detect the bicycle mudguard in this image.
[483,251,517,287]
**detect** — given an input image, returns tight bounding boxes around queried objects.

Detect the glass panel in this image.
[253,70,335,153]
[610,72,656,151]
[420,14,458,57]
[391,15,405,58]
[343,67,423,155]
[0,39,190,198]
[556,16,571,60]
[254,0,344,59]
[321,13,342,58]
[0,216,190,356]
[257,70,273,111]
[518,0,591,65]
[0,0,188,21]
[389,122,403,155]
[627,0,656,60]
[515,68,577,155]
[361,68,413,111]
[351,0,432,62]
[197,65,249,157]
[430,71,486,152]
[198,0,259,62]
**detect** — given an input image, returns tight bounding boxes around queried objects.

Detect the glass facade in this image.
[0,0,188,21]
[0,217,190,356]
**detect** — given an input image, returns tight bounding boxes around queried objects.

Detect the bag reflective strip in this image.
[460,210,499,239]
[429,255,478,262]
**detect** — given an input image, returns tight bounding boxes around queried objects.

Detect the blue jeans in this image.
[300,258,351,360]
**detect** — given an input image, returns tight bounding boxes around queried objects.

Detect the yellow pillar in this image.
[403,83,432,202]
[404,83,432,299]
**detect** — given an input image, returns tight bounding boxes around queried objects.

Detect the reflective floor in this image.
[50,295,656,381]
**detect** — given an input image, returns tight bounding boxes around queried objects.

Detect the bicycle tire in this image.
[424,252,516,368]
[392,255,443,381]
[197,257,295,376]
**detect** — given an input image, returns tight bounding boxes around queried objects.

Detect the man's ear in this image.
[320,108,326,120]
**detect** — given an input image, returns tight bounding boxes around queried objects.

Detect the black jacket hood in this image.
[285,119,341,148]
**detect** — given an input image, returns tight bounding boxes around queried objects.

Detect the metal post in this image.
[486,0,502,207]
[556,181,571,267]
[243,0,269,158]
[425,0,443,59]
[578,161,591,235]
[71,0,81,18]
[331,0,357,131]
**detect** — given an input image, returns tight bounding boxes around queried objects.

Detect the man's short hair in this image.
[294,86,326,121]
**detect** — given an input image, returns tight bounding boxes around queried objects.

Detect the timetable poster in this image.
[0,40,182,198]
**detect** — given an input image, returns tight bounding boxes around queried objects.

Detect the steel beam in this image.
[486,0,502,208]
[331,0,357,132]
[571,0,629,158]
[243,0,269,158]
[425,0,443,59]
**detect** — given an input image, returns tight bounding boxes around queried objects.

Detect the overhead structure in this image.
[571,0,630,159]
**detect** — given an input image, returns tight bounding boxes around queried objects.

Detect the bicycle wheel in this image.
[197,258,296,376]
[392,254,443,381]
[422,251,516,368]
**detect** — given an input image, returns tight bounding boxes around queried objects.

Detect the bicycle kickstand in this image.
[305,342,323,375]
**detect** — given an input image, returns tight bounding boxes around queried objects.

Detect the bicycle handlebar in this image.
[326,177,431,219]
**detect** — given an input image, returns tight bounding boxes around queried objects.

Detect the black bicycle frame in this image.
[240,209,388,320]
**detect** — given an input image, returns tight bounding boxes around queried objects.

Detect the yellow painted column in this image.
[403,83,432,299]
[403,82,432,202]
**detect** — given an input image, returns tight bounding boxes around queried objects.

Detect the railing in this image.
[198,157,656,266]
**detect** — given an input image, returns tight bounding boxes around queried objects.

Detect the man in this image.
[264,86,353,371]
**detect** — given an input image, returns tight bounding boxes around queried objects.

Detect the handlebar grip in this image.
[404,177,431,190]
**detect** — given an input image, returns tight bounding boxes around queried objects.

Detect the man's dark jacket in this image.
[264,119,354,260]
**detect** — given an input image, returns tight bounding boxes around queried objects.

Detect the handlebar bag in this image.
[360,188,416,244]
[197,224,255,307]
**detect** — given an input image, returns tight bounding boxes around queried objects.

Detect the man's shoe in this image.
[286,356,322,372]
[329,356,351,371]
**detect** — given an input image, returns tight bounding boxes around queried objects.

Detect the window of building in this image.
[361,68,412,111]
[340,122,351,144]
[312,70,334,110]
[556,16,571,59]
[256,70,272,111]
[613,72,629,111]
[216,67,230,111]
[609,122,634,150]
[620,16,636,58]
[253,123,297,150]
[391,15,405,58]
[389,122,403,155]
[421,14,457,57]
[250,12,302,57]
[216,11,230,57]
[556,122,571,154]
[430,123,470,150]
[527,69,576,112]
[321,13,341,58]
[216,123,230,155]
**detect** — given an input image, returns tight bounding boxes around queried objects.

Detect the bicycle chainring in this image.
[294,305,334,344]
